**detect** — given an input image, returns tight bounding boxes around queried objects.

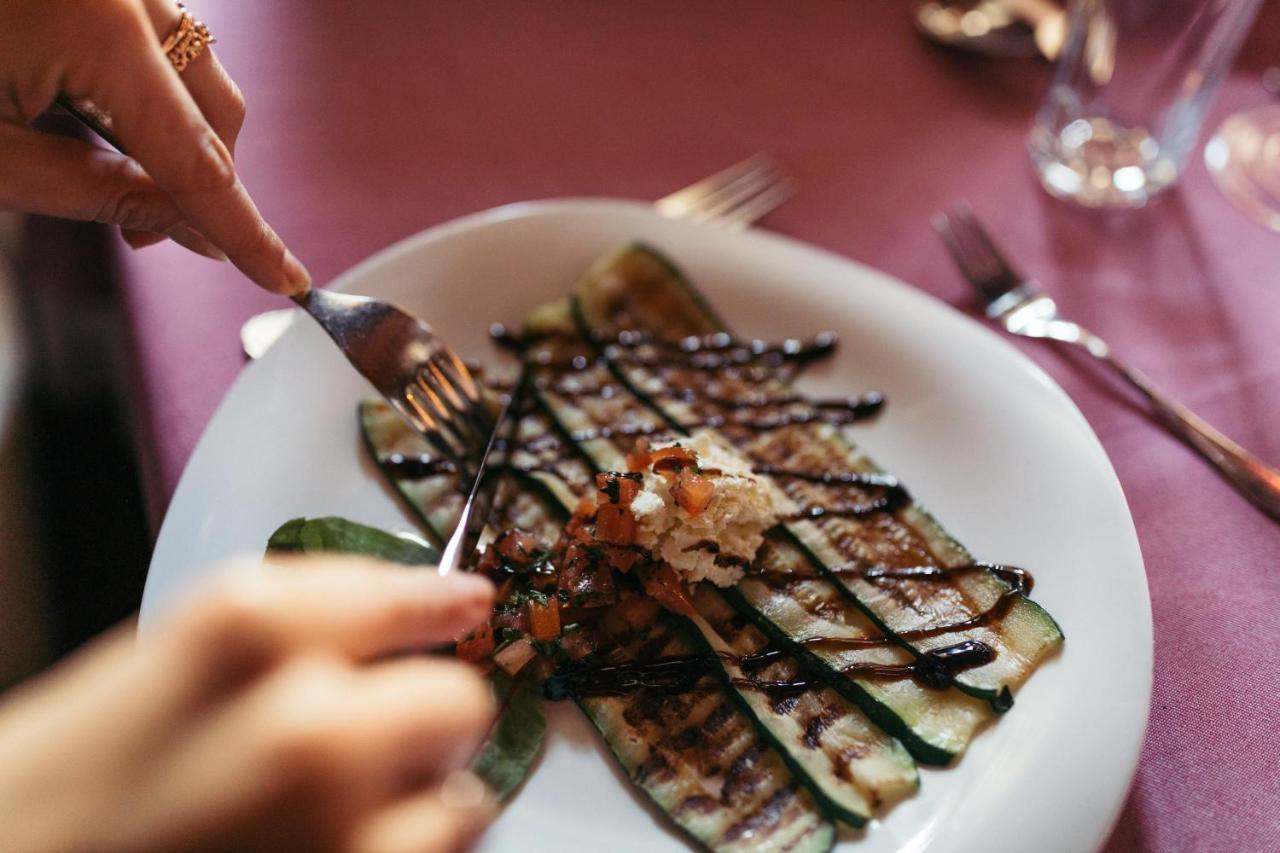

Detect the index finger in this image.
[168,555,495,666]
[86,1,309,294]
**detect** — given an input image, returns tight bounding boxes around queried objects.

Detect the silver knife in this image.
[436,395,515,575]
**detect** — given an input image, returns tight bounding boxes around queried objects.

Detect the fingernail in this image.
[440,770,491,810]
[282,249,311,295]
[434,571,495,605]
[169,226,229,262]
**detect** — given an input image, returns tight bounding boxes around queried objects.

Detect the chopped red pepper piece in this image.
[613,593,661,629]
[651,445,699,478]
[558,543,618,605]
[494,636,536,675]
[643,563,695,616]
[595,471,642,506]
[455,622,494,663]
[559,628,596,661]
[494,529,541,565]
[605,546,640,574]
[528,597,562,641]
[626,438,653,473]
[595,503,637,546]
[671,470,715,517]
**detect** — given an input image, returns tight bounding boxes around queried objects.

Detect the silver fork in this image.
[934,204,1280,521]
[240,155,794,359]
[654,153,797,229]
[296,288,493,473]
[296,287,511,572]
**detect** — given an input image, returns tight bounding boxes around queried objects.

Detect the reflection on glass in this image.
[1206,105,1280,232]
[1029,0,1262,208]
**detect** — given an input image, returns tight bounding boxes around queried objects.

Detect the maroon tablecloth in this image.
[116,2,1280,850]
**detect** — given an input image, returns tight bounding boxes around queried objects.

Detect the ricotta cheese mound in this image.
[629,430,789,587]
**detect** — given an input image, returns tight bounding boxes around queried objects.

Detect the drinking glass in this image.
[1028,0,1263,208]
[1205,104,1280,232]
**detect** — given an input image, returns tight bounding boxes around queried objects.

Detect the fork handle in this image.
[1097,351,1280,520]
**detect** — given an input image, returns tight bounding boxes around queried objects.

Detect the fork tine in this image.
[931,211,975,276]
[405,379,462,441]
[435,349,486,410]
[413,371,481,451]
[424,352,492,438]
[713,178,797,230]
[685,163,783,223]
[654,153,773,218]
[394,392,466,466]
[420,359,471,420]
[949,205,1026,282]
[933,206,1018,304]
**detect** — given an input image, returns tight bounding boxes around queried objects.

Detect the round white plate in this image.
[144,200,1150,853]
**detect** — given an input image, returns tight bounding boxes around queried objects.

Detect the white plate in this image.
[144,200,1150,853]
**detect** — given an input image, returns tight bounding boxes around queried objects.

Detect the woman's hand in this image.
[0,0,309,294]
[0,556,498,853]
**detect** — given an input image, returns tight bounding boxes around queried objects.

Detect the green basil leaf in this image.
[266,515,545,800]
[266,516,439,565]
[471,671,546,800]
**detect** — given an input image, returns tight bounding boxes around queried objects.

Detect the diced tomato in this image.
[651,445,698,478]
[474,546,502,577]
[493,577,516,604]
[595,503,637,545]
[595,472,641,506]
[493,637,536,675]
[671,470,715,517]
[527,597,562,642]
[526,655,557,683]
[626,438,652,473]
[605,546,640,574]
[559,628,596,661]
[613,593,661,629]
[558,544,618,606]
[492,607,529,633]
[494,529,541,566]
[566,500,596,543]
[643,563,695,616]
[455,622,494,663]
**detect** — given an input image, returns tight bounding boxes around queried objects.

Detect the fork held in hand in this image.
[292,288,492,473]
[934,204,1280,522]
[294,287,510,574]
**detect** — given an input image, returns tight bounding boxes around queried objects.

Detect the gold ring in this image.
[160,3,216,73]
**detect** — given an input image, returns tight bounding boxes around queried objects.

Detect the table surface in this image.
[116,3,1280,851]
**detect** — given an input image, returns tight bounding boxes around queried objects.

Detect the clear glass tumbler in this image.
[1028,0,1263,208]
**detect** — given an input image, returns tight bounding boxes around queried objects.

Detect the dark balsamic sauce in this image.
[544,655,715,700]
[381,453,458,478]
[746,562,1035,647]
[784,497,901,521]
[597,329,840,373]
[481,320,1034,703]
[861,562,1034,596]
[683,539,752,569]
[745,466,914,520]
[545,639,994,701]
[488,323,524,352]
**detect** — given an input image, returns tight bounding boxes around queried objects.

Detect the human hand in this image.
[0,556,498,853]
[0,0,309,294]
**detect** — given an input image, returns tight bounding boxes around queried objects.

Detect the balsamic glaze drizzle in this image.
[544,639,995,701]
[468,322,1034,703]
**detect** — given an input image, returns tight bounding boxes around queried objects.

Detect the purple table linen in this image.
[113,2,1280,850]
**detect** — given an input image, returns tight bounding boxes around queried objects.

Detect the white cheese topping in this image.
[629,430,790,587]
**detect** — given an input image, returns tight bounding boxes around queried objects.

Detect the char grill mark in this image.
[720,783,799,844]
